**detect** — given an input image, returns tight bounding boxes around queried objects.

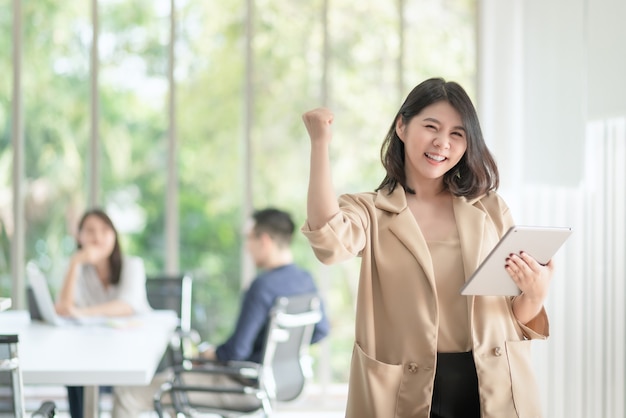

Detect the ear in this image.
[395,116,406,142]
[259,232,273,246]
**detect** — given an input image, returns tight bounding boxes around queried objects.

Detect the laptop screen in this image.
[27,286,43,321]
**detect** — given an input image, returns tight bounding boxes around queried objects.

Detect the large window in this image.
[0,0,13,286]
[4,2,91,288]
[98,0,170,271]
[2,0,477,383]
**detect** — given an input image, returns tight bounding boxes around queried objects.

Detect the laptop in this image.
[460,225,573,296]
[26,262,108,326]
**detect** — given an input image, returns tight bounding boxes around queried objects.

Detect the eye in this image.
[425,124,437,130]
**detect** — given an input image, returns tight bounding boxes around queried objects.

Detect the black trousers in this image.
[66,386,112,418]
[430,351,481,418]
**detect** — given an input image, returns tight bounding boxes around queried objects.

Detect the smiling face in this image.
[395,100,467,189]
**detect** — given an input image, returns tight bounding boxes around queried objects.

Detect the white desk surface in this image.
[0,309,178,386]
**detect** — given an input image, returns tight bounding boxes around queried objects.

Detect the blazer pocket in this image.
[505,340,544,418]
[346,343,404,418]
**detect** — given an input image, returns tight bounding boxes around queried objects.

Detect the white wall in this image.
[478,1,626,417]
[479,0,626,183]
[587,0,626,119]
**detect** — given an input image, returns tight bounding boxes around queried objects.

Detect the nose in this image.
[433,135,450,149]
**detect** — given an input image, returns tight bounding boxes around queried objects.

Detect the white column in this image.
[476,0,525,207]
[11,0,25,309]
[89,0,100,207]
[166,0,180,274]
[241,0,255,289]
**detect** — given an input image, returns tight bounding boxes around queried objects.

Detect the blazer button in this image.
[493,347,503,357]
[407,363,419,373]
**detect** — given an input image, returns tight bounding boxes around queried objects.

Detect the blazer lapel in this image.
[452,196,488,282]
[375,189,491,293]
[376,187,436,289]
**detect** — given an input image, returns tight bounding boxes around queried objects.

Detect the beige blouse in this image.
[427,232,471,353]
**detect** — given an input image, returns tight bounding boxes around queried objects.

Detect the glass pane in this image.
[404,0,477,96]
[0,0,12,294]
[176,0,246,341]
[98,0,170,273]
[21,2,91,291]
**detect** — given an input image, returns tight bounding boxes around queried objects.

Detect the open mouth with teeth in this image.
[425,152,446,162]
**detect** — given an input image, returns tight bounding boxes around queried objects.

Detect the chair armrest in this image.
[180,357,261,371]
[174,327,201,344]
[174,360,261,380]
[163,383,260,396]
[153,379,266,417]
[275,310,322,328]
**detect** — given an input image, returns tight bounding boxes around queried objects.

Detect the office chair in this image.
[146,274,193,332]
[153,293,323,418]
[145,273,199,370]
[0,334,56,418]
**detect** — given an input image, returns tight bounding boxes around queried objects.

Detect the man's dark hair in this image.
[251,208,295,248]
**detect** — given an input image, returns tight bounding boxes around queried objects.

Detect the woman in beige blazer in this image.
[301,77,553,418]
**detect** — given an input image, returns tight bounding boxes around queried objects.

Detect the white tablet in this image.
[460,225,573,296]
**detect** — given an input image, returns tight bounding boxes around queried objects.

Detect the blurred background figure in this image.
[55,208,151,418]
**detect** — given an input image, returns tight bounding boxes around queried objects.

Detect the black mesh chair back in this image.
[145,274,193,333]
[146,274,194,373]
[0,334,24,418]
[0,335,56,417]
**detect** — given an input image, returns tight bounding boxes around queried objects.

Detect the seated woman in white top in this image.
[55,208,151,418]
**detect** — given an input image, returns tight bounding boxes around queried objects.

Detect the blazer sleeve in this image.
[517,306,550,339]
[301,193,369,265]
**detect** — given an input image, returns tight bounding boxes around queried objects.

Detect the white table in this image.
[0,309,178,418]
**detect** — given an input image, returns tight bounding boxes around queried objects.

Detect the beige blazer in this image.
[302,186,549,418]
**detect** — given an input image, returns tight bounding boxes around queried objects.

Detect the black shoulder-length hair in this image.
[77,208,123,285]
[376,77,499,198]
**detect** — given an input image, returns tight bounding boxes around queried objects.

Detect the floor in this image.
[24,384,347,417]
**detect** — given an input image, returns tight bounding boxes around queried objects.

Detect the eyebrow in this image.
[422,117,466,132]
